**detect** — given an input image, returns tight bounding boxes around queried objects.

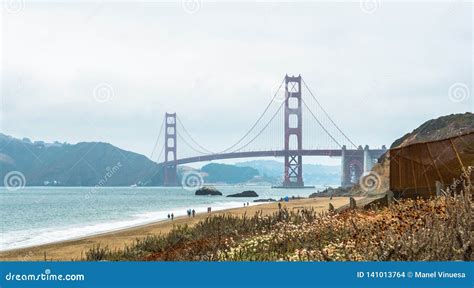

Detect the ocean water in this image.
[0,186,325,251]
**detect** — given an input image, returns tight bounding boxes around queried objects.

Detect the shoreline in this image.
[0,197,355,261]
[0,200,266,253]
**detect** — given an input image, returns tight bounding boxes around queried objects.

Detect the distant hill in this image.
[235,160,340,186]
[0,134,285,187]
[201,163,259,184]
[0,134,162,186]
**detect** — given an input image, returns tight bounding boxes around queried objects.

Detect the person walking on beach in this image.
[192,209,195,217]
[278,202,282,210]
[167,213,171,220]
[187,209,191,217]
[171,213,174,220]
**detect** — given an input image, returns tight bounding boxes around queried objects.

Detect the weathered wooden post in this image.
[329,203,334,212]
[350,197,357,210]
[435,181,442,197]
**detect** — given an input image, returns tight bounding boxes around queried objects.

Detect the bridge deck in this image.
[159,149,386,166]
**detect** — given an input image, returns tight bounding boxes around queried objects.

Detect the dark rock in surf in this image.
[226,190,259,197]
[195,186,222,196]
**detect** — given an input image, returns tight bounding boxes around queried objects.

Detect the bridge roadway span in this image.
[158,149,386,166]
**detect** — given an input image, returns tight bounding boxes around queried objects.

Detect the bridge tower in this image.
[341,146,364,188]
[163,113,178,186]
[283,75,304,187]
[341,145,387,187]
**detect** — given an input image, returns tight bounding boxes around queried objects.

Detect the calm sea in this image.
[0,186,326,251]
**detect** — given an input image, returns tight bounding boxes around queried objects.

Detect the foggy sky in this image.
[1,1,472,166]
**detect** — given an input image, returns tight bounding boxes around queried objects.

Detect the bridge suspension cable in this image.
[176,116,215,154]
[176,130,211,155]
[149,116,165,161]
[155,142,165,163]
[217,77,285,154]
[233,100,285,152]
[301,97,342,148]
[301,78,357,149]
[174,77,286,155]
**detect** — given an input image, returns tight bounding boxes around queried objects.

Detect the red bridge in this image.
[151,75,386,188]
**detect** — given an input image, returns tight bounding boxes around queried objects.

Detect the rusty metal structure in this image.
[390,131,474,198]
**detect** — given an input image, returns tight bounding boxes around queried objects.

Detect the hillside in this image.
[0,134,276,187]
[201,163,259,184]
[0,134,162,186]
[391,112,474,148]
[236,160,340,185]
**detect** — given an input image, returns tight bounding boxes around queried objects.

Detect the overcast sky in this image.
[1,1,472,166]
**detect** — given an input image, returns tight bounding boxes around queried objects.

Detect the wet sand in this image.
[0,197,355,261]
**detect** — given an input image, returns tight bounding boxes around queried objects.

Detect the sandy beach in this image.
[0,197,354,261]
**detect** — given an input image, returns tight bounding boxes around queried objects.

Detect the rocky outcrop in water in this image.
[226,190,259,197]
[195,186,222,196]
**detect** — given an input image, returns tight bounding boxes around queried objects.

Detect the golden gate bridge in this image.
[150,75,386,188]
